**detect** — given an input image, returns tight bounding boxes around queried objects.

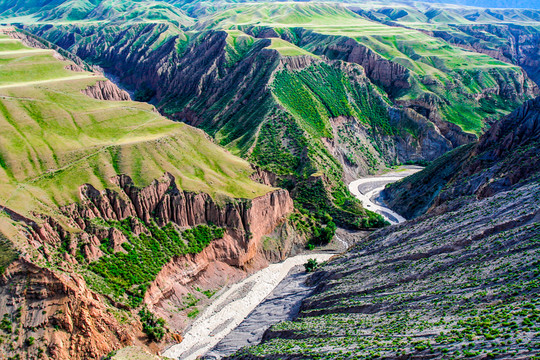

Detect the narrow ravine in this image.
[202,264,322,359]
[163,168,420,359]
[348,166,422,224]
[161,253,334,360]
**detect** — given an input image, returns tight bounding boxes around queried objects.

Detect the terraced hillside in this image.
[229,97,540,359]
[0,32,299,360]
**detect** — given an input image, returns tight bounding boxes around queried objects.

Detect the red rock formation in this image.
[0,259,139,360]
[2,172,294,358]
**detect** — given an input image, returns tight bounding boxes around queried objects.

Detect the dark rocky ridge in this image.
[384,95,540,219]
[231,177,540,359]
[229,94,540,360]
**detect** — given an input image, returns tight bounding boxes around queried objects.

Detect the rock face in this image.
[384,96,540,219]
[61,173,293,252]
[293,29,411,94]
[232,177,540,359]
[2,173,294,359]
[81,80,130,101]
[0,259,138,360]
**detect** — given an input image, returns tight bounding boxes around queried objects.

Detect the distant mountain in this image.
[412,0,540,9]
[23,0,538,233]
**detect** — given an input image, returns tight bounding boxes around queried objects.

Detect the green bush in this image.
[88,219,225,306]
[0,314,12,334]
[139,307,166,341]
[304,258,319,273]
[134,85,156,102]
[26,337,34,346]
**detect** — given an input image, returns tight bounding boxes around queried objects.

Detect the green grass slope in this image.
[0,0,195,26]
[196,2,365,30]
[222,3,534,134]
[0,35,271,222]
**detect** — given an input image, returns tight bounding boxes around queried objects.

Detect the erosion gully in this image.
[162,167,419,359]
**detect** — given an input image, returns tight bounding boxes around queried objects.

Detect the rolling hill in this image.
[19,1,538,232]
[0,0,538,359]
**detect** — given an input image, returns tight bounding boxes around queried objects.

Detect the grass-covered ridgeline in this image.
[17,1,536,232]
[271,62,394,138]
[0,35,272,223]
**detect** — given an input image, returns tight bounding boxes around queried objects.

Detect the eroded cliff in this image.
[384,96,540,219]
[0,171,295,359]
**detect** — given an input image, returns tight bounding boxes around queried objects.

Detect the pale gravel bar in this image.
[161,253,334,360]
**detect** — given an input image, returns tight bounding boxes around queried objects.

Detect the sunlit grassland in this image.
[198,2,366,29]
[0,39,28,51]
[0,38,272,222]
[267,38,317,57]
[0,0,195,26]
[203,2,525,134]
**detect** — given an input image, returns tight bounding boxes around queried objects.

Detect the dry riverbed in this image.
[349,166,422,224]
[162,253,334,360]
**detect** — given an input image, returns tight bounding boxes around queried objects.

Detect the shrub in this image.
[139,307,166,341]
[304,258,319,273]
[0,314,12,334]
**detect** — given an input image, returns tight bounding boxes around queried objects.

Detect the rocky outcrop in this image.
[81,80,130,101]
[4,171,294,359]
[384,96,540,219]
[61,173,292,245]
[0,259,139,360]
[233,174,540,359]
[435,96,540,203]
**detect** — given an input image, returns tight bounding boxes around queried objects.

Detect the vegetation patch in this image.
[86,218,224,307]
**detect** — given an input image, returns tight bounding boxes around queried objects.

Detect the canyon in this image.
[228,94,540,360]
[0,1,539,359]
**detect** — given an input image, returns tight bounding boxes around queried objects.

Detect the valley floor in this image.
[348,166,422,224]
[161,253,334,360]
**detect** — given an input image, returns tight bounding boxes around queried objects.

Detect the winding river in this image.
[162,168,418,359]
[348,166,422,224]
